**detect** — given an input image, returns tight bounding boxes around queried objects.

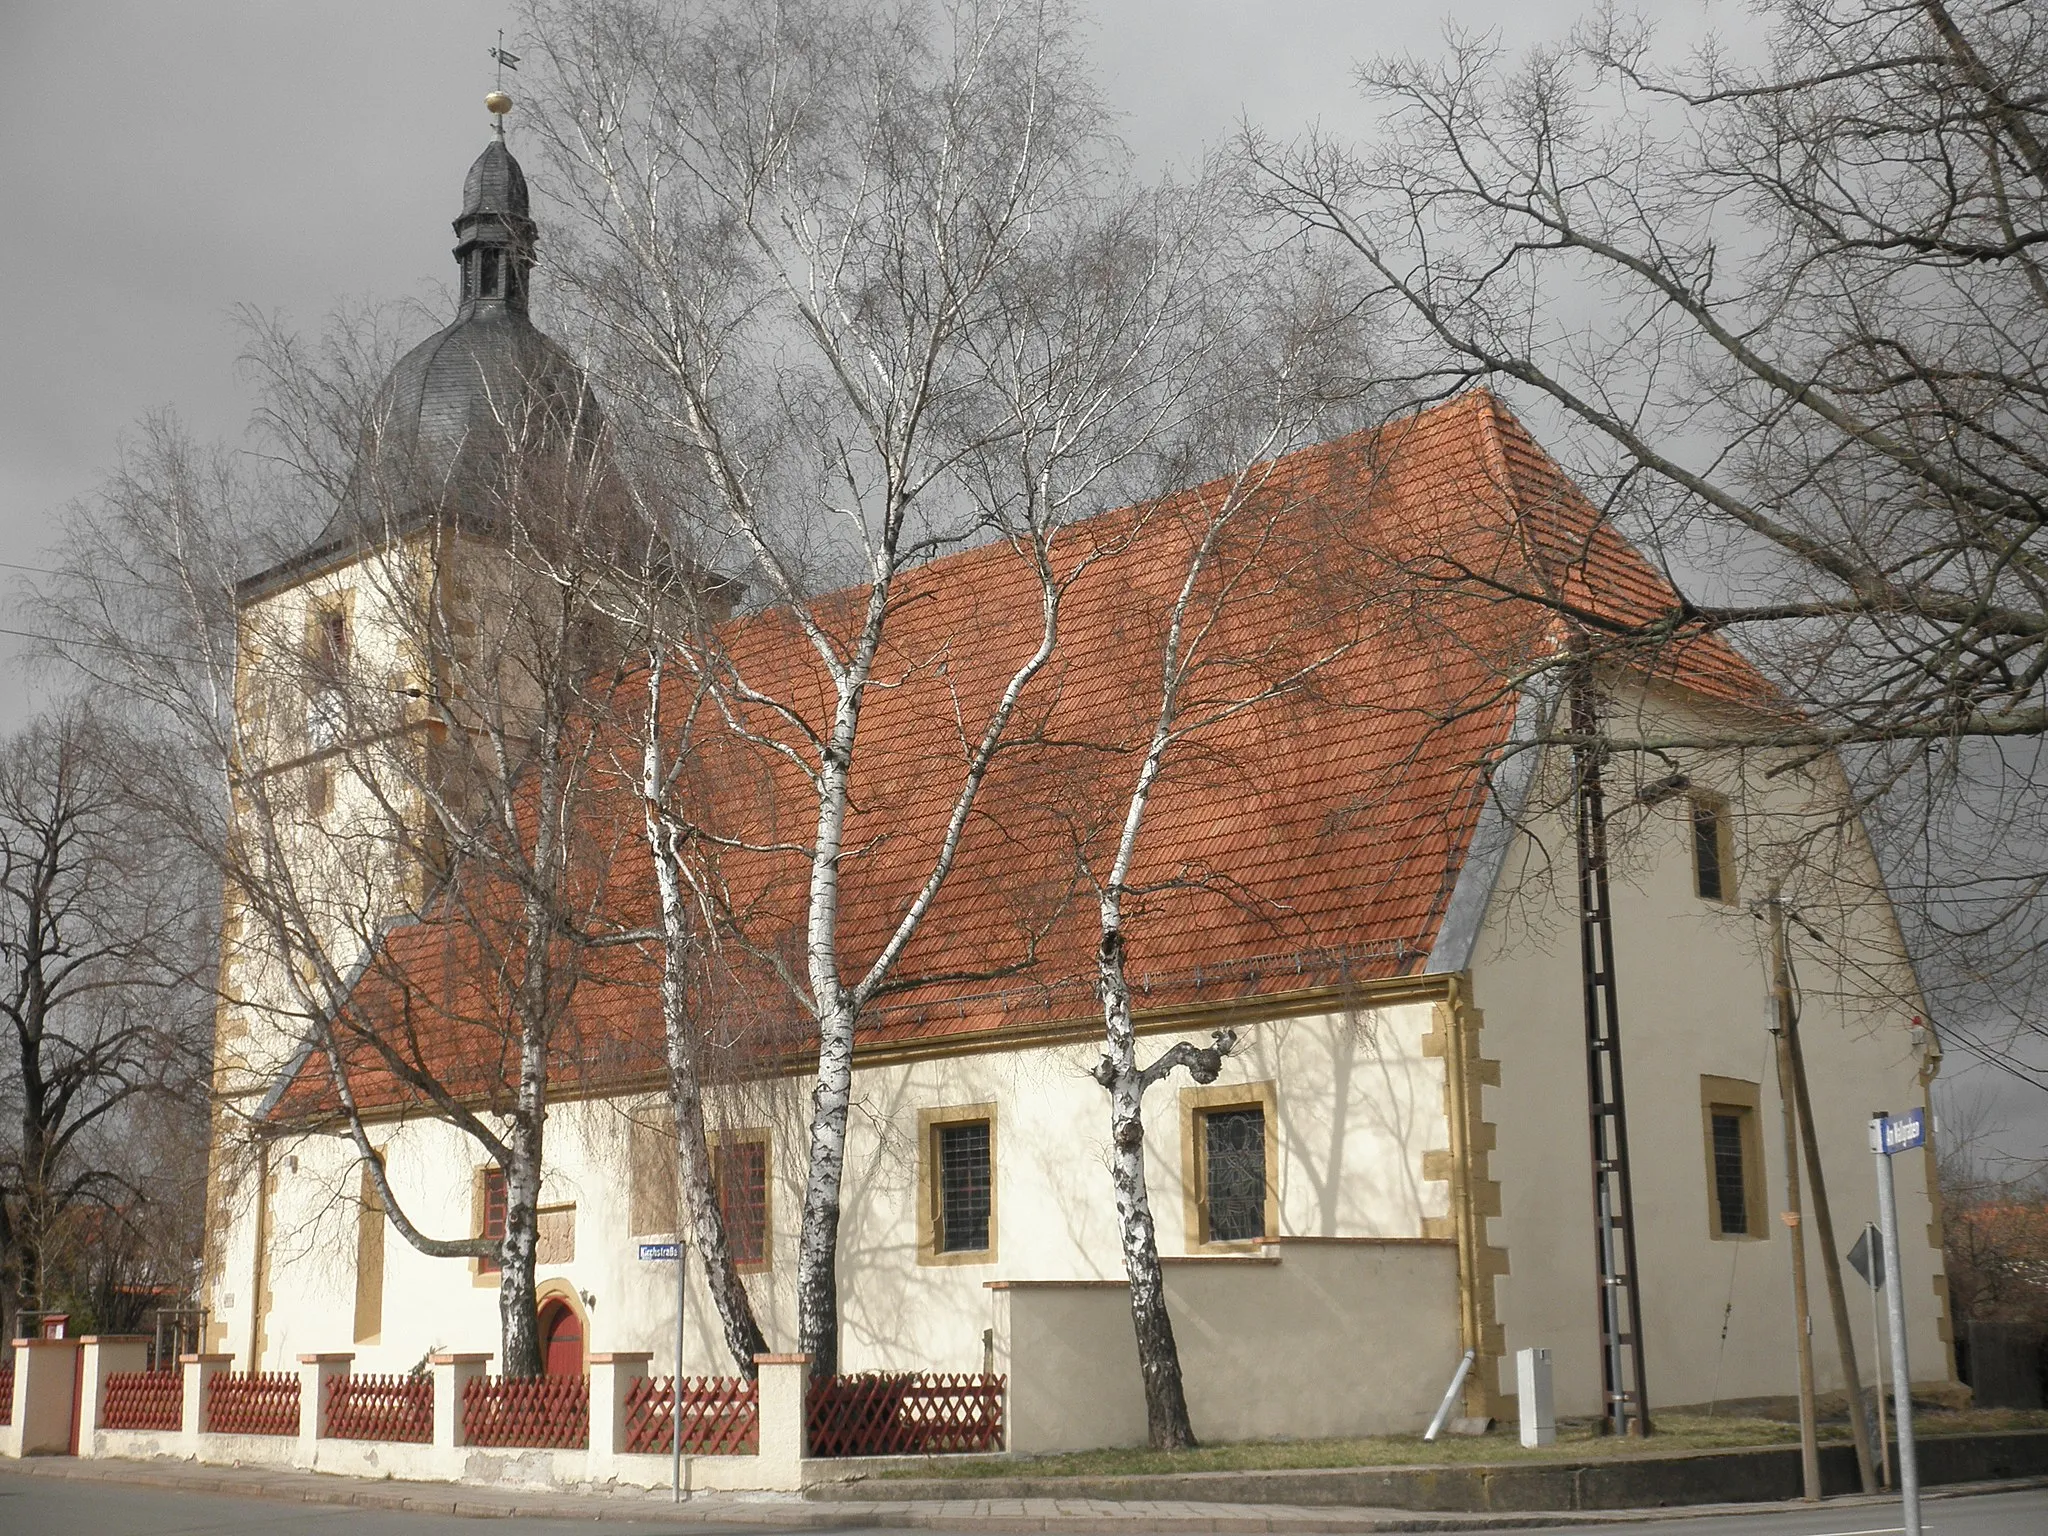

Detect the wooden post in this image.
[1768,890,1821,1502]
[1783,946,1877,1492]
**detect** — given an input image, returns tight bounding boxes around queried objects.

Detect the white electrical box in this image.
[1517,1346,1555,1448]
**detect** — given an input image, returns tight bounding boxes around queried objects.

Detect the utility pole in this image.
[1767,890,1821,1502]
[1775,898,1877,1491]
[1570,678,1651,1437]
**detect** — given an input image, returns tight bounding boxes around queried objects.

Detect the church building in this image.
[199,132,1955,1455]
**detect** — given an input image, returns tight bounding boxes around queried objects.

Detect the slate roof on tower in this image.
[238,138,603,603]
[272,391,1783,1121]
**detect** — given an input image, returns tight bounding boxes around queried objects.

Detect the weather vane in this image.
[486,30,520,133]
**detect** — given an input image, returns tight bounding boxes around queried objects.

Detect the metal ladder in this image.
[1571,683,1653,1436]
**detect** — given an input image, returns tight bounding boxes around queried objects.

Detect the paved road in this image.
[1483,1488,2048,1536]
[0,1479,2042,1536]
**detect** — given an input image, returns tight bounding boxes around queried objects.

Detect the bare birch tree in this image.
[1246,0,2048,1054]
[633,635,774,1373]
[524,0,1277,1375]
[40,310,661,1374]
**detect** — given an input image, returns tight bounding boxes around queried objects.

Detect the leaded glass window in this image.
[1204,1107,1267,1243]
[936,1120,992,1253]
[1711,1111,1749,1235]
[1693,800,1726,902]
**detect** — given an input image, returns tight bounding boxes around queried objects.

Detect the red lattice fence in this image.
[0,1361,13,1426]
[325,1373,433,1443]
[622,1374,758,1456]
[806,1372,1004,1457]
[102,1369,183,1432]
[463,1374,588,1449]
[206,1370,301,1436]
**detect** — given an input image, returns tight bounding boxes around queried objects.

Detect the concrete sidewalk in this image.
[1,1454,2036,1531]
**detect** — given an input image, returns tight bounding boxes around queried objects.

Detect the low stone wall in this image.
[991,1240,1462,1453]
[26,1340,810,1495]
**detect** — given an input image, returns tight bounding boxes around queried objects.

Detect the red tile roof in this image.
[274,392,1777,1118]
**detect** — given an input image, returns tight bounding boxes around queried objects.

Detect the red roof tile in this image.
[275,392,1777,1117]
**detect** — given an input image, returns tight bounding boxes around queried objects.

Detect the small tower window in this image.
[481,249,501,298]
[1691,795,1735,903]
[313,606,349,676]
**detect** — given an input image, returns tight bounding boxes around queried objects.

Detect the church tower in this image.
[203,123,614,1365]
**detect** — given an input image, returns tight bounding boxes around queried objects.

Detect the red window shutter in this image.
[480,1167,507,1275]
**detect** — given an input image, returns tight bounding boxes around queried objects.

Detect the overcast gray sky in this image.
[3,1,2037,1161]
[0,0,1569,731]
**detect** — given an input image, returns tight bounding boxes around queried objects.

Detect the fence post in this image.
[180,1353,233,1451]
[753,1353,811,1492]
[76,1336,150,1453]
[430,1352,490,1456]
[588,1351,650,1474]
[295,1352,353,1469]
[2,1338,82,1457]
[0,1339,26,1458]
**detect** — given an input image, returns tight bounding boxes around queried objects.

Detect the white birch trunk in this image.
[1094,916,1199,1449]
[640,671,769,1373]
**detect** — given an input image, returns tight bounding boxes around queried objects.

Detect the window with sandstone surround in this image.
[1180,1079,1279,1249]
[918,1104,997,1264]
[713,1134,771,1271]
[1699,1075,1767,1241]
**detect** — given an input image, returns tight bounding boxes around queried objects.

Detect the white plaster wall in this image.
[1473,681,1949,1420]
[246,1002,1452,1383]
[996,1240,1461,1451]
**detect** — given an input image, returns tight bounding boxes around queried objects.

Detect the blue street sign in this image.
[1879,1108,1926,1156]
[638,1241,682,1262]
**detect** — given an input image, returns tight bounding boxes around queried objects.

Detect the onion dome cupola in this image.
[236,128,616,605]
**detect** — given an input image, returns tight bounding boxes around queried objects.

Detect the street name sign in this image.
[638,1240,681,1262]
[1878,1107,1925,1155]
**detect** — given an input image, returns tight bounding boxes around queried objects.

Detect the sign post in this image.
[637,1237,686,1502]
[1871,1110,1923,1536]
[1847,1222,1890,1488]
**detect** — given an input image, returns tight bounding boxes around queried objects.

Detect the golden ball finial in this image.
[485,90,514,116]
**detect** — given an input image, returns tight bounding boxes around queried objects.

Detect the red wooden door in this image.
[539,1301,583,1377]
